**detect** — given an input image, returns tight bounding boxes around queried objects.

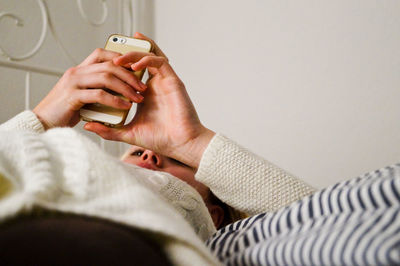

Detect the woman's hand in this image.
[84,33,215,169]
[33,48,147,129]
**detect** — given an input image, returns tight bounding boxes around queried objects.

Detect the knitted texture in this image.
[0,111,45,133]
[123,165,216,240]
[0,112,220,266]
[196,134,316,215]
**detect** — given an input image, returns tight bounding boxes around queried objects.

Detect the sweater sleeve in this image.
[0,111,45,133]
[195,134,316,215]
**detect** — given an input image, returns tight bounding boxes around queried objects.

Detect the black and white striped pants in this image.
[206,164,400,265]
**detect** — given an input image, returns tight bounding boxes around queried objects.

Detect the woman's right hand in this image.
[33,48,147,129]
[84,33,216,169]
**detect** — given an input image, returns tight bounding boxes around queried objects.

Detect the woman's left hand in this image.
[33,48,146,129]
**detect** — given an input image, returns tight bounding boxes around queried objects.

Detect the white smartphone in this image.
[80,34,152,127]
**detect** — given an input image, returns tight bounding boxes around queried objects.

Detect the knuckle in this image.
[101,72,113,80]
[106,61,115,68]
[101,61,114,72]
[104,60,114,68]
[94,48,104,56]
[130,77,139,86]
[64,67,77,77]
[91,48,105,61]
[112,95,120,103]
[95,89,105,98]
[67,95,81,110]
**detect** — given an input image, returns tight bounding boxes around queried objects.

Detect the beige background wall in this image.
[150,0,400,188]
[1,1,399,188]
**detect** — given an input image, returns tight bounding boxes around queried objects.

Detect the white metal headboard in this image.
[0,0,138,72]
[0,0,143,156]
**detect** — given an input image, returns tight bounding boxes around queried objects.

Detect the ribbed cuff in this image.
[0,111,45,133]
[195,133,227,184]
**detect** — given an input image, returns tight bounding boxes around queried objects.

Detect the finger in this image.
[78,48,122,67]
[134,32,168,60]
[73,89,132,111]
[76,72,144,103]
[83,122,125,141]
[131,55,176,77]
[77,61,147,92]
[112,51,152,67]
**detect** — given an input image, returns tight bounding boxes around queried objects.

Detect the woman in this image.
[0,32,313,265]
[31,31,315,218]
[1,32,398,265]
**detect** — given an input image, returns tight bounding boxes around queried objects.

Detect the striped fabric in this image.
[206,164,400,265]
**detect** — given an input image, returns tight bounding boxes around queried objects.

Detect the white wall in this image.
[151,0,400,188]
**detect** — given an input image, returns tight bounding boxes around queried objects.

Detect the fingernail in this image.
[123,100,132,107]
[136,93,144,102]
[139,82,147,90]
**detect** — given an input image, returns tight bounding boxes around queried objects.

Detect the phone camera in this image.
[113,37,118,42]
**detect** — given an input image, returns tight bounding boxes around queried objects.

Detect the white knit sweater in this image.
[0,111,315,265]
[196,135,316,215]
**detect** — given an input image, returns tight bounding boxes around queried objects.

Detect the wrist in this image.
[32,107,53,130]
[174,127,216,169]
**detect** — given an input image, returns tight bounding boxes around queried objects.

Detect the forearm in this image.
[195,134,317,215]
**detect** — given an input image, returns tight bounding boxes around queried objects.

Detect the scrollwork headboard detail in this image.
[0,0,136,75]
[0,0,138,155]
